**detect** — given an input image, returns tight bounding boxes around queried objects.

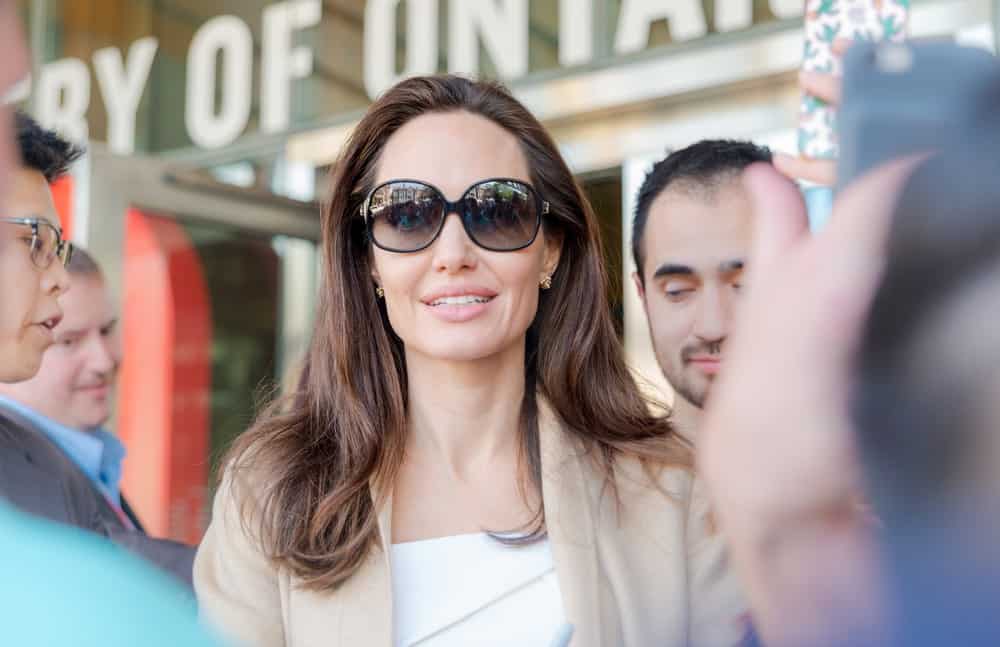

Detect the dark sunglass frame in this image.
[0,216,74,268]
[360,178,550,253]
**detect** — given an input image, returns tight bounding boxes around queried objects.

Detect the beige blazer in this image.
[194,403,747,647]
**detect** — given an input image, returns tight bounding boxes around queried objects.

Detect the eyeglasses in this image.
[0,217,73,269]
[361,178,549,253]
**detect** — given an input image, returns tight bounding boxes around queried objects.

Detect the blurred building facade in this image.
[15,0,995,542]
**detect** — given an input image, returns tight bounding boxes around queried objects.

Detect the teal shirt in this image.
[0,502,224,646]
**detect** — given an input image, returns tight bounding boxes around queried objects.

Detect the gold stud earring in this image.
[540,275,552,290]
[375,286,385,299]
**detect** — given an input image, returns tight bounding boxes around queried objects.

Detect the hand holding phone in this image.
[776,60,844,186]
[779,60,846,229]
[787,0,910,228]
[799,0,910,160]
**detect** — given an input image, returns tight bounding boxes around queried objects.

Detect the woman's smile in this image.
[420,285,499,323]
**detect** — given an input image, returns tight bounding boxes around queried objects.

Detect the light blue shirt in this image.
[0,396,126,503]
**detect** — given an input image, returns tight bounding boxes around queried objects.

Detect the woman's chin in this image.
[406,338,518,365]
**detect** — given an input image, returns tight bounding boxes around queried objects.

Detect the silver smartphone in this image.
[837,41,1000,189]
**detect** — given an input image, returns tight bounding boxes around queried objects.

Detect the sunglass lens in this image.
[462,181,539,251]
[368,182,444,252]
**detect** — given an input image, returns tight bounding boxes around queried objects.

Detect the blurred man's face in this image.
[0,273,120,429]
[634,177,752,410]
[0,167,71,382]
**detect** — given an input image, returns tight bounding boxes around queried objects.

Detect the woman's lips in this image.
[423,295,495,323]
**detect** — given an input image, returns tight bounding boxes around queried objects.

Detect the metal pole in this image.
[994,0,999,55]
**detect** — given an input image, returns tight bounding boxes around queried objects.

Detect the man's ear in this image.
[632,271,646,301]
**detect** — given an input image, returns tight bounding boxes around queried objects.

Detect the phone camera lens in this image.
[876,43,915,74]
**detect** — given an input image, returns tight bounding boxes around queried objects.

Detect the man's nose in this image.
[84,335,118,375]
[42,259,71,298]
[693,285,731,345]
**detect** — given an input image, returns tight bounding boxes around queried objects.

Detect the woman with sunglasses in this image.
[195,76,746,647]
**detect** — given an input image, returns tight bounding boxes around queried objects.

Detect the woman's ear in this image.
[371,267,385,299]
[542,229,563,282]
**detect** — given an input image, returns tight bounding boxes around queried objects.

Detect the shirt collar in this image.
[0,396,126,502]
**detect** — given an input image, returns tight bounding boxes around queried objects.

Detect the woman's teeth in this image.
[429,295,493,306]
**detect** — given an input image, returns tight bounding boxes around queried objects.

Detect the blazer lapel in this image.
[539,400,605,647]
[120,496,146,533]
[334,486,395,647]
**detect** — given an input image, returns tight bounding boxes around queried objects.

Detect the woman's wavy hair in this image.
[226,75,691,591]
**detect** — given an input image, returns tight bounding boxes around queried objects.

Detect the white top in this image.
[390,533,567,647]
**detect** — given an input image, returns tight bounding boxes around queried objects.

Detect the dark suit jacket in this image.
[0,410,196,588]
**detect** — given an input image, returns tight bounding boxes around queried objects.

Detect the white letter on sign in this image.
[715,0,753,33]
[614,0,707,55]
[449,0,529,79]
[186,16,253,149]
[769,0,804,19]
[261,0,322,134]
[364,0,438,99]
[560,0,594,66]
[36,58,91,144]
[94,37,158,155]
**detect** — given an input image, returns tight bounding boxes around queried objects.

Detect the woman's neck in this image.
[405,342,526,476]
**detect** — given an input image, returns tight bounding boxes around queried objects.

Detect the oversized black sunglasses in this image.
[361,178,549,253]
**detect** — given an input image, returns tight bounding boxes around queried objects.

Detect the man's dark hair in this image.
[631,139,772,281]
[15,111,85,184]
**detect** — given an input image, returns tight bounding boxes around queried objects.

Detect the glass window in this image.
[179,219,283,483]
[580,169,624,336]
[120,209,318,537]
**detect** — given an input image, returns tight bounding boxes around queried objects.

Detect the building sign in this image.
[26,0,321,153]
[27,0,801,154]
[365,0,802,97]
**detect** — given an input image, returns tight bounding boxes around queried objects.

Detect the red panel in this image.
[119,209,212,544]
[51,175,73,238]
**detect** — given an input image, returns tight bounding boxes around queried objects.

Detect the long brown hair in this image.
[226,75,691,591]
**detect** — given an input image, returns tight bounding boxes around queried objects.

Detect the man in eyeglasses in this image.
[0,113,195,587]
[0,6,219,644]
[0,112,74,381]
